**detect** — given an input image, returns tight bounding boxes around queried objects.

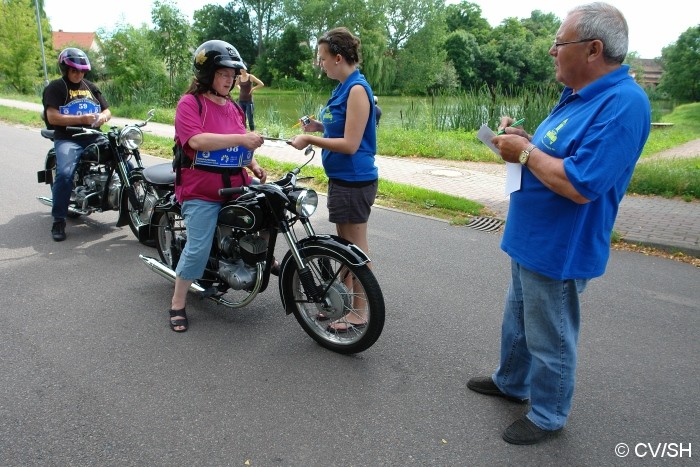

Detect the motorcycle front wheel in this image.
[281,248,385,354]
[153,210,185,268]
[122,174,160,243]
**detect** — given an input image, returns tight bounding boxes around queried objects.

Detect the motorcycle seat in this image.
[143,162,176,185]
[41,129,55,140]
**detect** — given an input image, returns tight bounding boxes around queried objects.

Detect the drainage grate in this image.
[466,216,504,232]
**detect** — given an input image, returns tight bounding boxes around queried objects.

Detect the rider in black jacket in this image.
[42,48,111,241]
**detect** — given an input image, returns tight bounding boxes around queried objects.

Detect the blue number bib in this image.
[59,99,100,116]
[194,146,253,168]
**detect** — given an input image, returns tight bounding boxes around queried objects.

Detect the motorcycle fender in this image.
[116,188,150,242]
[278,235,371,314]
[116,187,129,227]
[296,235,371,266]
[37,149,56,184]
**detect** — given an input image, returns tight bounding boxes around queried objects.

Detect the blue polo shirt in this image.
[320,69,378,181]
[502,65,651,280]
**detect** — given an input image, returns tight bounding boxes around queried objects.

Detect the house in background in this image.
[629,58,663,89]
[638,59,663,88]
[52,30,101,55]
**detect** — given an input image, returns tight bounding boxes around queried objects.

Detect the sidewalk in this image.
[2,97,698,257]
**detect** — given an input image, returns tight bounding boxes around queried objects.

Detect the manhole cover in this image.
[467,216,504,232]
[429,169,463,178]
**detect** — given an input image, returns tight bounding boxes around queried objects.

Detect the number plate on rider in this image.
[194,146,253,168]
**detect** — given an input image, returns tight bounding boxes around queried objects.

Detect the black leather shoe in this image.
[467,376,528,403]
[51,220,66,242]
[502,416,561,445]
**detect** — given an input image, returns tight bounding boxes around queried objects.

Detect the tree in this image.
[445,1,491,43]
[520,10,560,38]
[444,29,480,88]
[100,24,168,104]
[268,25,311,82]
[658,25,700,103]
[383,0,444,52]
[394,7,447,95]
[192,3,256,65]
[0,0,47,93]
[232,0,286,58]
[151,0,192,104]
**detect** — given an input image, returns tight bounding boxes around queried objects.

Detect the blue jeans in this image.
[493,259,588,430]
[175,199,221,281]
[52,137,101,220]
[239,101,255,130]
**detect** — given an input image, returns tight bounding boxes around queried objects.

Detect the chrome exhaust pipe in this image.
[37,196,89,216]
[138,254,259,308]
[36,196,53,207]
[139,254,207,293]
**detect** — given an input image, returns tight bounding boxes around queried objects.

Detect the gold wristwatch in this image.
[519,144,536,166]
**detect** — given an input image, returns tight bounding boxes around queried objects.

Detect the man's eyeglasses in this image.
[215,71,237,80]
[552,38,597,50]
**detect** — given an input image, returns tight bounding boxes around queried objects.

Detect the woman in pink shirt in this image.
[168,40,266,332]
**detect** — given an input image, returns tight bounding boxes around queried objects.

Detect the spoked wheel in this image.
[153,210,185,268]
[281,249,385,354]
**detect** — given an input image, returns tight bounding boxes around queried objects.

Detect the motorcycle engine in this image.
[74,173,107,208]
[218,258,258,290]
[77,173,121,210]
[106,177,122,210]
[218,234,268,290]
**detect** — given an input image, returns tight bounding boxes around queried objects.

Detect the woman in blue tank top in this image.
[289,27,379,332]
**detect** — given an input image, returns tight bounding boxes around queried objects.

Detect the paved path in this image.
[2,97,698,257]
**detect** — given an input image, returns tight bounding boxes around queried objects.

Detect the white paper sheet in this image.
[476,123,521,196]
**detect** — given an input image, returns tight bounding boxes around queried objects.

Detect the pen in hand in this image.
[497,117,525,135]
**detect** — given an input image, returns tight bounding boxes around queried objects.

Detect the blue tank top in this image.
[320,70,378,181]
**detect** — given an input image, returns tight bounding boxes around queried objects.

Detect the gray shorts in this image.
[327,179,378,224]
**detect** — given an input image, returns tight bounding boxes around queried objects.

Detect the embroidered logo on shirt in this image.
[545,119,568,145]
[321,107,333,123]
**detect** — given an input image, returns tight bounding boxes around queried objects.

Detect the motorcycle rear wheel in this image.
[281,249,385,354]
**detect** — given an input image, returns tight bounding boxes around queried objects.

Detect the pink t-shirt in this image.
[174,93,251,202]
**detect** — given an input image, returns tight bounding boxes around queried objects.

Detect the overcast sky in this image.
[43,0,699,59]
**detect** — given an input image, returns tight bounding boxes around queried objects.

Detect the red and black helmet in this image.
[192,40,246,86]
[58,48,91,76]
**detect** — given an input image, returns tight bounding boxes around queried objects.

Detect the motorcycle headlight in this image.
[288,188,318,218]
[119,126,144,150]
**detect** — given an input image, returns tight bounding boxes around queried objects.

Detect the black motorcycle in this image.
[139,145,385,354]
[37,110,160,243]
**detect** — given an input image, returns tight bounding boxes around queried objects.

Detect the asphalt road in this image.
[1,123,698,466]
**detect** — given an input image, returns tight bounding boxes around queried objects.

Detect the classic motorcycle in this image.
[37,109,160,243]
[139,145,385,354]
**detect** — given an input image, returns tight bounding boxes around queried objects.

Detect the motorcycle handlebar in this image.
[219,187,247,197]
[66,126,103,135]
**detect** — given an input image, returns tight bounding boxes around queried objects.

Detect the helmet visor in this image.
[214,56,246,71]
[63,55,91,71]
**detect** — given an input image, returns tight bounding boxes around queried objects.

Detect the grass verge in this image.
[1,101,697,265]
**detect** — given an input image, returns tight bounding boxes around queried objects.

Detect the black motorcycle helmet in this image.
[193,40,246,86]
[58,47,91,76]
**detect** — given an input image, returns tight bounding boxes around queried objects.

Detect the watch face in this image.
[519,151,529,165]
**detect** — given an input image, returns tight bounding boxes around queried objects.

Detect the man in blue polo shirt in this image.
[467,2,651,445]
